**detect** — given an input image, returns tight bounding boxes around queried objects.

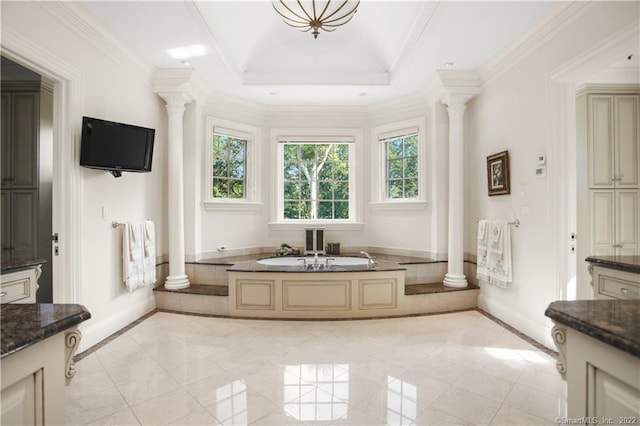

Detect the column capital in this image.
[153,68,197,106]
[435,70,480,108]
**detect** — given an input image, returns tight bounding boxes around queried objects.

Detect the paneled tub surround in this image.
[545,300,640,419]
[227,257,407,318]
[586,255,640,300]
[154,252,480,317]
[1,303,91,424]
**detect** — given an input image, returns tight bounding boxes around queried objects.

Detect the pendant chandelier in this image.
[272,0,360,39]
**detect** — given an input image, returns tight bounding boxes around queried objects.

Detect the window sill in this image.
[269,221,364,231]
[202,200,263,212]
[369,200,429,211]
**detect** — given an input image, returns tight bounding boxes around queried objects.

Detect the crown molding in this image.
[37,1,155,87]
[550,21,640,84]
[389,2,440,85]
[479,2,597,89]
[187,1,242,85]
[205,90,266,122]
[367,91,429,122]
[576,84,640,97]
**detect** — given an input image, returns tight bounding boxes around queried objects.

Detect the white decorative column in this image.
[438,71,480,288]
[153,69,195,290]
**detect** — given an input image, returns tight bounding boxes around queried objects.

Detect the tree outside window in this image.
[212,133,246,199]
[385,134,419,199]
[282,143,350,220]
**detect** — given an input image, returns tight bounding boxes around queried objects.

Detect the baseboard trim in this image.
[478,293,555,350]
[78,294,156,352]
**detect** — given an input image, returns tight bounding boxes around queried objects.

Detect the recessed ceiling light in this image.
[166,44,208,60]
[444,62,454,68]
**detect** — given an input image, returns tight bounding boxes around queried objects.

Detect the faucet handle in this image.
[325,257,335,267]
[297,258,307,267]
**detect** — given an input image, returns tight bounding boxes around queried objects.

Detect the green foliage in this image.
[282,143,350,220]
[385,134,419,199]
[212,133,246,199]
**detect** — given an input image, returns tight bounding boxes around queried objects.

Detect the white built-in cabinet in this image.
[587,94,640,256]
[1,83,40,260]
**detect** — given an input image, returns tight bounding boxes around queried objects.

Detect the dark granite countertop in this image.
[1,303,91,359]
[545,299,640,358]
[1,257,47,274]
[227,258,406,273]
[192,252,442,272]
[585,256,640,274]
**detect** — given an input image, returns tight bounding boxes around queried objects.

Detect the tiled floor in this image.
[66,310,565,425]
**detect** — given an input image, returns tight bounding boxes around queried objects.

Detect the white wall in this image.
[193,100,444,259]
[2,2,168,350]
[465,1,639,347]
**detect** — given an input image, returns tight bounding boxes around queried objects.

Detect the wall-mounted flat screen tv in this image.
[80,116,155,177]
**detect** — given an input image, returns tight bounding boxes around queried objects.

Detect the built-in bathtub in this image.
[227,256,407,318]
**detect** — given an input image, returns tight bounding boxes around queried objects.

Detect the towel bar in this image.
[478,218,520,228]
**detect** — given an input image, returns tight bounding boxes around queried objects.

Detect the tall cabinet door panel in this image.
[615,96,640,188]
[1,191,10,253]
[11,93,39,189]
[11,190,38,259]
[590,190,615,256]
[1,94,12,189]
[616,190,639,255]
[589,95,614,188]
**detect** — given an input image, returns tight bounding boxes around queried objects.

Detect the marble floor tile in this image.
[131,388,204,425]
[67,310,565,426]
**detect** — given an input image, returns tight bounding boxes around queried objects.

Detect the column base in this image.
[443,273,468,288]
[165,274,190,290]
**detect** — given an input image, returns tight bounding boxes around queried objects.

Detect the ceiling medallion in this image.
[272,0,360,39]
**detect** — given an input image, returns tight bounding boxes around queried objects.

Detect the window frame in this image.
[270,128,363,230]
[371,118,428,211]
[203,117,262,211]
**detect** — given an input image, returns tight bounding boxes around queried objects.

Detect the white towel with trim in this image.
[142,220,157,286]
[477,220,513,288]
[123,222,146,292]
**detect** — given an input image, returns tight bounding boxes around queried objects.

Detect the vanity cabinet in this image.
[0,266,40,304]
[546,300,640,420]
[586,256,640,300]
[0,304,91,426]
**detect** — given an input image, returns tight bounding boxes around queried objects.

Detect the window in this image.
[371,119,427,210]
[271,129,362,229]
[204,117,262,211]
[212,133,246,199]
[384,133,419,199]
[282,143,350,220]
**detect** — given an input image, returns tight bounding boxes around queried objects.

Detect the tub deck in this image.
[154,252,480,318]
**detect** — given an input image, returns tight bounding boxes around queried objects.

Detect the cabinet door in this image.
[1,93,12,189]
[11,190,38,259]
[588,95,615,188]
[1,191,11,255]
[615,95,640,188]
[617,190,639,255]
[590,190,615,256]
[11,93,39,189]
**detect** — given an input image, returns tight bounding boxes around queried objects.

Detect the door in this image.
[616,190,639,255]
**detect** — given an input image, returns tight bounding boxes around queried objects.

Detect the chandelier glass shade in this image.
[272,0,360,39]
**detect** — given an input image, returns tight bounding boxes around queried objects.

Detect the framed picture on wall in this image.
[486,150,510,196]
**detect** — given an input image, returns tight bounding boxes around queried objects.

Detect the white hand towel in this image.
[476,220,490,282]
[123,222,145,292]
[142,220,157,286]
[477,220,513,288]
